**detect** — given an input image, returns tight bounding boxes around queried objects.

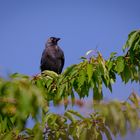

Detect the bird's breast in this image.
[46,46,61,59]
[54,46,58,50]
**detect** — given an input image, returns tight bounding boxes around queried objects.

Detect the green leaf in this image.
[55,85,65,101]
[10,73,29,79]
[123,30,137,51]
[41,70,58,78]
[101,126,112,140]
[110,52,117,60]
[133,36,140,50]
[79,128,88,140]
[78,69,86,87]
[93,84,103,101]
[128,31,139,47]
[67,110,85,119]
[71,90,75,106]
[80,56,87,60]
[121,65,131,83]
[115,56,124,73]
[87,63,93,82]
[107,61,114,71]
[63,64,77,76]
[64,111,76,123]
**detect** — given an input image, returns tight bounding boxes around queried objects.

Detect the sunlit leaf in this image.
[115,56,124,73]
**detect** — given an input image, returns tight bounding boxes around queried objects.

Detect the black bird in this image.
[40,37,65,74]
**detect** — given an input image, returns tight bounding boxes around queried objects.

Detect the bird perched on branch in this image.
[40,37,65,74]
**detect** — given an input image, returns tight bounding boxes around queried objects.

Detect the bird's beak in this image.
[57,38,60,41]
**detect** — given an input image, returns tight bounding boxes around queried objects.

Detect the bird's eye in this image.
[50,37,54,40]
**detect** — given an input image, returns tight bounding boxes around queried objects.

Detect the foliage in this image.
[42,96,140,140]
[0,30,140,140]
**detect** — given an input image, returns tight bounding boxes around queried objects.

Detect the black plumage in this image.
[40,37,65,74]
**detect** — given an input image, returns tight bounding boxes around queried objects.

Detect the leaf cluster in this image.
[32,30,140,103]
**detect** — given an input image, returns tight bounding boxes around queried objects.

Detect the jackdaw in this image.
[40,37,65,74]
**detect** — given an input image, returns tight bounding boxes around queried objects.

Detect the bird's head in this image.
[46,37,60,46]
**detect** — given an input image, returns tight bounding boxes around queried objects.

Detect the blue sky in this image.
[0,0,139,98]
[0,1,140,139]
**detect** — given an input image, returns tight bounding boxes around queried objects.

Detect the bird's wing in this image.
[40,50,47,65]
[58,47,65,73]
[61,51,65,68]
